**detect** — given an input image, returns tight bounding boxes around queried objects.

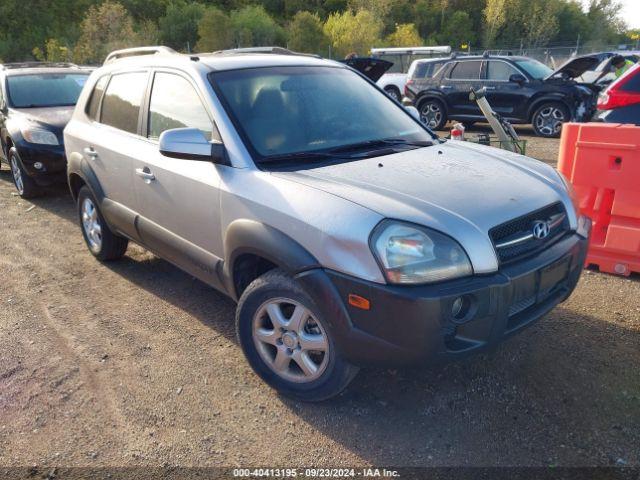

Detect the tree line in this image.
[0,0,636,64]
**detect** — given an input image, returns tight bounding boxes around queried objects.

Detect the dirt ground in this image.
[0,130,638,470]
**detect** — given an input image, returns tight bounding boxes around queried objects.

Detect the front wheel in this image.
[236,269,358,401]
[532,102,569,138]
[77,186,128,261]
[419,99,447,130]
[9,148,40,198]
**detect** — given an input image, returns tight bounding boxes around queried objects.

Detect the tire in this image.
[384,86,401,102]
[9,148,40,198]
[419,98,447,130]
[236,269,359,401]
[77,185,128,261]
[531,102,569,138]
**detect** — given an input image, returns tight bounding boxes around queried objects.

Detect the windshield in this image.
[515,59,553,80]
[7,73,89,108]
[211,66,434,164]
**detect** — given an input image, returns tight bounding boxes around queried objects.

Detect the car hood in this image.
[274,141,572,273]
[339,57,393,82]
[13,105,75,131]
[546,53,611,82]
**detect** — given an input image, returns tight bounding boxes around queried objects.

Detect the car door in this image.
[0,77,7,161]
[78,71,148,240]
[483,60,532,121]
[131,69,225,289]
[443,60,483,118]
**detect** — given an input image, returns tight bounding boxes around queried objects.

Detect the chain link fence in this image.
[471,42,640,68]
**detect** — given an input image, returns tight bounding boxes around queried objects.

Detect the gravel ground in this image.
[0,132,638,470]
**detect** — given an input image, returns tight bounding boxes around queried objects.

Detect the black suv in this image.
[404,55,598,137]
[0,62,90,197]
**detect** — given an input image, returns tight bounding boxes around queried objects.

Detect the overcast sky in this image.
[618,0,640,29]
[583,0,640,30]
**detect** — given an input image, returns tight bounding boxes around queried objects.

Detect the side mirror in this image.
[509,73,526,85]
[405,105,420,120]
[159,127,228,165]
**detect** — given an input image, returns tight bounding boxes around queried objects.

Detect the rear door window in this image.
[100,72,147,134]
[449,61,482,80]
[621,69,640,92]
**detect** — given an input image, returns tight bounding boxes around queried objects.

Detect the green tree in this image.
[323,9,382,57]
[136,19,161,46]
[483,0,510,47]
[440,10,475,48]
[74,1,137,64]
[158,0,205,51]
[33,38,72,62]
[195,6,233,52]
[385,23,423,47]
[287,11,328,53]
[230,5,284,47]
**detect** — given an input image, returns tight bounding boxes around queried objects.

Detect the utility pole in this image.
[575,34,580,55]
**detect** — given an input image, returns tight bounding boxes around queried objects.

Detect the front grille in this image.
[490,203,569,264]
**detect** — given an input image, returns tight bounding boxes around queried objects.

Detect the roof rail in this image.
[0,61,79,70]
[104,46,177,64]
[212,46,321,58]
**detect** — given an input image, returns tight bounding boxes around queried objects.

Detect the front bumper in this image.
[296,226,590,367]
[15,140,67,184]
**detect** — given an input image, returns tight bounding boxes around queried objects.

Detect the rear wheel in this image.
[532,102,569,138]
[236,269,358,401]
[384,86,401,102]
[9,148,40,198]
[77,186,128,261]
[419,99,447,130]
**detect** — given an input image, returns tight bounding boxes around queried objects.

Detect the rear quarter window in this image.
[85,75,109,120]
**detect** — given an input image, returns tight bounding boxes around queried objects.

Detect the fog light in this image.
[33,162,43,170]
[451,295,471,322]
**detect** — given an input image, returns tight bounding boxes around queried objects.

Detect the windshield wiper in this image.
[259,150,347,165]
[327,138,433,154]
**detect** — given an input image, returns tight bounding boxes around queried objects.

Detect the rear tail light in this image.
[404,79,413,97]
[597,69,640,110]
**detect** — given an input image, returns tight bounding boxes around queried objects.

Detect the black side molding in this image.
[222,219,321,299]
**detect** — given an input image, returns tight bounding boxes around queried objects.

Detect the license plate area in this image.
[508,255,571,317]
[538,256,571,300]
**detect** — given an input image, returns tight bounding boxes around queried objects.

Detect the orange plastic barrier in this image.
[558,123,640,276]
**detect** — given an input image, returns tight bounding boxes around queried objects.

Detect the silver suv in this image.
[65,46,591,401]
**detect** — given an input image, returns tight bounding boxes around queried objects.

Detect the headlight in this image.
[21,127,58,145]
[371,221,472,284]
[557,170,579,215]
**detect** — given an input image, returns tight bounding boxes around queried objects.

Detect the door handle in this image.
[135,167,155,183]
[440,85,453,90]
[83,147,98,159]
[484,86,496,90]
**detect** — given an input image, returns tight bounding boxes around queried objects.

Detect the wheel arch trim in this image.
[222,219,322,300]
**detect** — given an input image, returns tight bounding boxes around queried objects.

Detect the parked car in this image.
[371,46,452,102]
[595,63,640,124]
[65,46,591,401]
[0,62,90,197]
[403,57,452,102]
[404,54,599,137]
[558,51,639,86]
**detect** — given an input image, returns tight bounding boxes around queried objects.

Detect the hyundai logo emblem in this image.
[532,220,551,240]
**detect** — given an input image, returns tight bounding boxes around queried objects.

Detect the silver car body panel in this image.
[65,52,576,288]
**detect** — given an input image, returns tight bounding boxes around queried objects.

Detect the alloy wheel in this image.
[534,106,566,136]
[10,156,24,195]
[252,298,329,383]
[420,102,443,129]
[81,197,102,253]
